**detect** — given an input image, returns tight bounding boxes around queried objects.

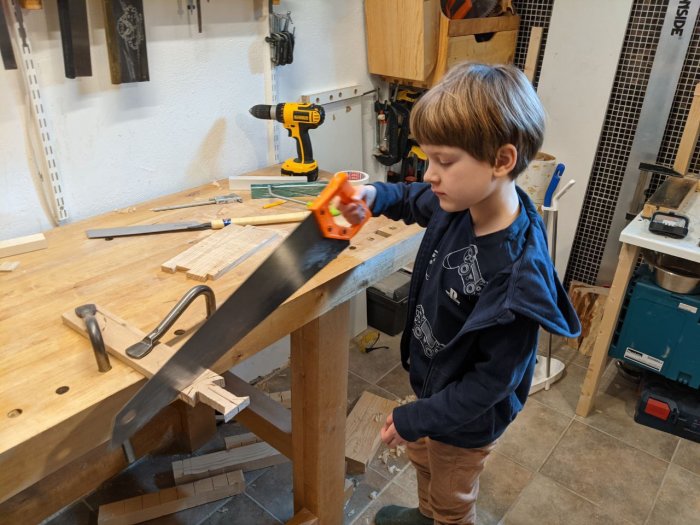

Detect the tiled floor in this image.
[43,331,700,525]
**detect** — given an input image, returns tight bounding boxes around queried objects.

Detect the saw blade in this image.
[86,222,202,238]
[110,214,349,447]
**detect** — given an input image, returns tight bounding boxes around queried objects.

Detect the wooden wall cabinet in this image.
[365,0,520,87]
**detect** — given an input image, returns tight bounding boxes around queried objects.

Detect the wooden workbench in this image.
[0,166,423,524]
[576,190,700,417]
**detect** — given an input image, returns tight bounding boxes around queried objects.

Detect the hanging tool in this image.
[150,193,242,212]
[266,10,294,66]
[249,102,325,181]
[109,172,370,447]
[0,1,16,70]
[103,0,149,84]
[57,0,91,78]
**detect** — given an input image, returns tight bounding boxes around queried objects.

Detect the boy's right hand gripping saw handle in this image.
[309,172,371,240]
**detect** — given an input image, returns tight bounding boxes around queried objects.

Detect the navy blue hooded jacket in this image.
[370,181,581,448]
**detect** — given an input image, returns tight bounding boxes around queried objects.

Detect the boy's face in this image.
[421,144,499,213]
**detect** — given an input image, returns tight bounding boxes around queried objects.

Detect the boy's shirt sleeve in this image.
[371,182,437,227]
[391,314,538,442]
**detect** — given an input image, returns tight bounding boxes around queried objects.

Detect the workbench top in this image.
[0,166,423,506]
[620,190,700,263]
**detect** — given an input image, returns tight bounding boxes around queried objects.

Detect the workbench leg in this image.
[290,302,350,525]
[576,243,640,417]
[176,402,216,453]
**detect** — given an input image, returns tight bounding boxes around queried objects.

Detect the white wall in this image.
[0,0,376,241]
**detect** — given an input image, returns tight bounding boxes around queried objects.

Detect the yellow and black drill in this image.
[249,102,325,181]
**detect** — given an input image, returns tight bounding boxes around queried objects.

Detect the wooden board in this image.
[567,281,609,356]
[161,225,281,281]
[98,471,245,525]
[524,26,544,83]
[345,391,398,475]
[642,177,697,218]
[172,441,287,484]
[224,432,262,450]
[62,306,249,421]
[102,0,148,84]
[0,233,47,258]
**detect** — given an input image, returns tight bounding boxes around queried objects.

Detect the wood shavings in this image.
[388,464,399,475]
[395,444,406,457]
[372,412,383,422]
[114,206,137,214]
[211,180,221,188]
[398,395,417,405]
[369,490,378,500]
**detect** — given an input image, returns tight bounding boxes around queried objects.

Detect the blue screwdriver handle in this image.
[544,163,565,207]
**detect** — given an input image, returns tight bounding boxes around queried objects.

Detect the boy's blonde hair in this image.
[410,62,545,178]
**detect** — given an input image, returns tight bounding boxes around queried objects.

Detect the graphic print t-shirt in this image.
[411,201,530,359]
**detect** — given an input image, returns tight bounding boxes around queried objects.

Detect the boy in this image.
[340,62,581,525]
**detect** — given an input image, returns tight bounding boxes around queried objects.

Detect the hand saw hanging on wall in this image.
[110,172,370,447]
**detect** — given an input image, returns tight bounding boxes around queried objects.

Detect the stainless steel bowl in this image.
[648,253,700,295]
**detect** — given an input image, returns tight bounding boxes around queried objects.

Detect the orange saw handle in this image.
[309,172,371,240]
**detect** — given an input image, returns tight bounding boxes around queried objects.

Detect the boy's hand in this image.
[336,185,376,225]
[380,412,407,449]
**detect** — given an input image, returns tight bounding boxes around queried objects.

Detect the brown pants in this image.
[407,437,496,525]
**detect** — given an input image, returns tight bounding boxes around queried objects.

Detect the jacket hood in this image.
[463,187,581,338]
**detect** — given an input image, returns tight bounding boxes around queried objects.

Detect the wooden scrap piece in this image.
[567,281,609,356]
[97,470,245,525]
[0,261,20,272]
[172,441,287,484]
[62,306,249,421]
[0,233,47,258]
[224,432,263,450]
[161,225,280,281]
[345,391,399,475]
[265,389,292,409]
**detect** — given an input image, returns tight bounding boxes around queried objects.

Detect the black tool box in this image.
[367,270,412,336]
[635,372,700,443]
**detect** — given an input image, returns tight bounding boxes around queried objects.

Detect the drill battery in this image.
[635,372,700,443]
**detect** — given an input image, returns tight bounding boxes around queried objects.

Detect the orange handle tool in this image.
[309,172,371,240]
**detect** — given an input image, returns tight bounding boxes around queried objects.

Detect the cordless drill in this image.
[249,102,325,181]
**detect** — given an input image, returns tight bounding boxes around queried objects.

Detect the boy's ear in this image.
[493,145,518,178]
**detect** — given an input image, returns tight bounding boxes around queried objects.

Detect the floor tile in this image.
[376,363,414,400]
[202,493,282,525]
[672,438,700,476]
[349,332,402,384]
[351,479,419,525]
[496,399,571,471]
[244,461,294,523]
[646,463,700,525]
[504,474,632,525]
[577,367,679,461]
[40,500,95,525]
[540,420,668,523]
[529,359,587,418]
[477,451,533,525]
[345,466,394,524]
[348,371,399,411]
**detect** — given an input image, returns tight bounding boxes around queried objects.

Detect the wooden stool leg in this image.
[576,243,640,417]
[290,302,350,525]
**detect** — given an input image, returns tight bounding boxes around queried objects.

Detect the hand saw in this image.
[110,172,370,447]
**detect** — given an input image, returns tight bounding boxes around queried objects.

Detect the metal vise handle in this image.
[126,285,216,359]
[75,304,112,372]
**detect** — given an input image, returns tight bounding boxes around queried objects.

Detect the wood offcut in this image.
[345,391,398,474]
[97,471,245,525]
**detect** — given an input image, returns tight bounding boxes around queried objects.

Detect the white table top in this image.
[620,190,700,263]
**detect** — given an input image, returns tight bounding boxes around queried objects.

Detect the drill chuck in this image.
[249,104,278,121]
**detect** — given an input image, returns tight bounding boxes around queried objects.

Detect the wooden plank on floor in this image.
[172,441,287,484]
[345,391,398,475]
[97,471,244,525]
